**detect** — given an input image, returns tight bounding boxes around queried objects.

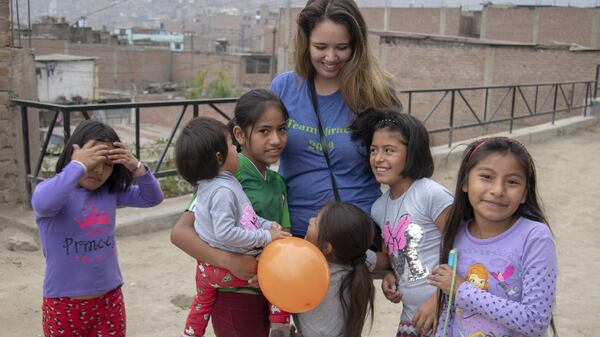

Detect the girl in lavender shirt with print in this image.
[428,137,557,337]
[32,120,164,337]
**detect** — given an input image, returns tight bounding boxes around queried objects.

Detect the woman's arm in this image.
[170,211,258,280]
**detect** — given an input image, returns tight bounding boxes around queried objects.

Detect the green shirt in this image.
[234,153,291,229]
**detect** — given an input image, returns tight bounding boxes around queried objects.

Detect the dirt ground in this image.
[1,123,599,337]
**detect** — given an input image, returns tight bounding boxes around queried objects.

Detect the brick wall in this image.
[389,8,462,36]
[538,7,597,47]
[482,5,600,47]
[481,6,535,43]
[377,32,599,144]
[0,0,39,205]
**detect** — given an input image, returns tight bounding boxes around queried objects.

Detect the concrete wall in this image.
[0,0,40,205]
[30,37,172,93]
[36,60,97,101]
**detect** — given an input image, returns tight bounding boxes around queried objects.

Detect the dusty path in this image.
[1,123,599,337]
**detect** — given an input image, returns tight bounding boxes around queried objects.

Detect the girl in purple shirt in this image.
[32,120,163,337]
[428,137,557,337]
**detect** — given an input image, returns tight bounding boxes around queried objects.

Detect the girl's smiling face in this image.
[463,152,527,229]
[309,19,352,83]
[234,105,288,174]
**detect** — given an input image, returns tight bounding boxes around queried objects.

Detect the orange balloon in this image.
[258,237,330,313]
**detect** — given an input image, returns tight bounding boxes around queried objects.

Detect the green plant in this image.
[159,175,194,198]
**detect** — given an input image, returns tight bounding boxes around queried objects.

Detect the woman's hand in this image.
[381,271,402,303]
[428,264,465,296]
[412,294,437,336]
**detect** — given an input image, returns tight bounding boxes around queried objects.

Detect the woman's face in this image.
[309,19,352,82]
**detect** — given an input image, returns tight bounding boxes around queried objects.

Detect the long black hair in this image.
[436,137,556,335]
[316,202,375,337]
[55,120,133,192]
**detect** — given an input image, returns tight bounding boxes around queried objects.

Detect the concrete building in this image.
[32,16,118,45]
[35,54,98,102]
[115,26,185,52]
[0,0,40,206]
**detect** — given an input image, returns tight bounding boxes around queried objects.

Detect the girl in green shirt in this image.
[172,89,292,337]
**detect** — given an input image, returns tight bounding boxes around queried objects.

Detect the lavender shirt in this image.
[32,162,163,298]
[436,217,557,337]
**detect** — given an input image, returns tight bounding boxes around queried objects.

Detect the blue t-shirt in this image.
[270,71,381,236]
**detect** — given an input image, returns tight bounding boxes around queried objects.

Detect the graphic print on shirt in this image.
[457,263,511,337]
[491,264,520,299]
[467,263,489,291]
[239,204,259,231]
[65,200,116,263]
[288,118,353,153]
[383,214,428,282]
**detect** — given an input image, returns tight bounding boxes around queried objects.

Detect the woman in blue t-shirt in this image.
[270,0,399,237]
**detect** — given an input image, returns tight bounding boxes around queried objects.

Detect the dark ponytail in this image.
[317,202,375,337]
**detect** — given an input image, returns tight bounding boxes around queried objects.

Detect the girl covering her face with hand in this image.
[32,120,163,337]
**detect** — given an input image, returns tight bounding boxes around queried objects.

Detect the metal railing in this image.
[402,75,598,147]
[13,97,237,201]
[12,66,600,202]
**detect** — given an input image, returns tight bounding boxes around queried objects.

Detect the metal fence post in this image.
[448,90,455,147]
[552,84,558,125]
[21,105,32,202]
[135,107,140,160]
[63,109,71,142]
[510,86,516,134]
[594,64,599,99]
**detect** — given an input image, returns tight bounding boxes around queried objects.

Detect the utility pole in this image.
[271,26,277,79]
[241,23,245,53]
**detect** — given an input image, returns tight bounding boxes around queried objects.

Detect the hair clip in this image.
[376,118,398,126]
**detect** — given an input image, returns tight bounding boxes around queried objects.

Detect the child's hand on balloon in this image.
[269,226,292,241]
[381,271,402,303]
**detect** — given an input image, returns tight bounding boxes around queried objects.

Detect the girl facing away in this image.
[351,109,454,337]
[31,120,164,337]
[171,89,293,337]
[298,202,375,337]
[428,137,557,337]
[174,116,291,337]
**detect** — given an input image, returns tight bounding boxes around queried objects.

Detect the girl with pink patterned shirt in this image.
[351,108,454,337]
[174,117,291,337]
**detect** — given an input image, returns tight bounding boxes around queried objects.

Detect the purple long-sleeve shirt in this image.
[436,217,557,337]
[32,161,163,298]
